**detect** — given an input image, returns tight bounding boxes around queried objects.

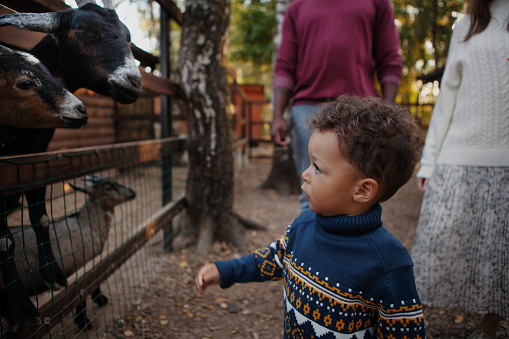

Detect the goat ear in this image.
[0,12,60,34]
[0,46,12,86]
[69,183,88,194]
[83,175,102,183]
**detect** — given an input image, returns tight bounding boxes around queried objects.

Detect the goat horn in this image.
[0,12,59,33]
[0,44,14,54]
[75,0,97,7]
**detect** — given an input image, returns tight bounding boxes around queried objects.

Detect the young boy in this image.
[196,95,426,338]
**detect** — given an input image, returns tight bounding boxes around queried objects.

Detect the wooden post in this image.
[160,8,173,252]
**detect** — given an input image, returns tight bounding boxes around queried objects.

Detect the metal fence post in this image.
[160,8,173,252]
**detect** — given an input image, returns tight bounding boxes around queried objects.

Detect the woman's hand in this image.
[417,177,429,193]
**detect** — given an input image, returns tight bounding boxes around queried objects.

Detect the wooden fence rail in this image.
[0,138,186,195]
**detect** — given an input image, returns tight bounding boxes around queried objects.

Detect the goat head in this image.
[0,3,142,104]
[0,45,87,129]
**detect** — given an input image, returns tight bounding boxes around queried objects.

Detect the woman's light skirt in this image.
[412,164,509,318]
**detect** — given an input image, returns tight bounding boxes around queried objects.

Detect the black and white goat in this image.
[0,0,142,331]
[0,44,87,129]
[1,176,136,331]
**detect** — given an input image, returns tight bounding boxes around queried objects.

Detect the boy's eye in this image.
[314,163,321,174]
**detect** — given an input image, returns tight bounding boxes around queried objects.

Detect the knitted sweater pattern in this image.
[273,0,402,104]
[417,0,509,178]
[216,204,425,338]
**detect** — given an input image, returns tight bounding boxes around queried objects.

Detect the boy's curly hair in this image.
[309,95,422,202]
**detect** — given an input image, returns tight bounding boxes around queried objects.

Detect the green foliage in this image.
[230,0,276,67]
[228,0,276,89]
[393,0,467,103]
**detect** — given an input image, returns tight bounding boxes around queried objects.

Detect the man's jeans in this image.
[290,104,320,210]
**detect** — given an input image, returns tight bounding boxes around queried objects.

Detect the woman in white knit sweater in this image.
[412,0,509,338]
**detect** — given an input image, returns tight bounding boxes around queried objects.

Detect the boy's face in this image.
[301,130,362,216]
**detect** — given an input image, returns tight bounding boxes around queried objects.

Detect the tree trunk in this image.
[175,0,246,255]
[263,0,301,196]
[261,144,301,195]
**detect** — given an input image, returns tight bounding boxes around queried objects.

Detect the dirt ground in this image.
[112,156,484,339]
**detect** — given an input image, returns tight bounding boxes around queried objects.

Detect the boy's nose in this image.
[302,167,310,183]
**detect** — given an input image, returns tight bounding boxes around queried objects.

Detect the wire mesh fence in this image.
[0,137,187,338]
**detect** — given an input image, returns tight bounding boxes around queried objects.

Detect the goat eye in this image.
[17,80,34,90]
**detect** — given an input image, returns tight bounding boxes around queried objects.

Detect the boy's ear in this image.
[353,178,378,203]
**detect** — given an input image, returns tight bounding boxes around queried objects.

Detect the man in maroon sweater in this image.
[271,0,403,210]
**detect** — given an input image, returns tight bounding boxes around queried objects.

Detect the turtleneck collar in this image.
[314,203,383,235]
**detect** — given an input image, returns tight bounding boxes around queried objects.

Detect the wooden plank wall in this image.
[49,89,116,151]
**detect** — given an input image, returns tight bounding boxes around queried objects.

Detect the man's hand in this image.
[195,263,221,295]
[271,117,289,146]
[271,86,292,146]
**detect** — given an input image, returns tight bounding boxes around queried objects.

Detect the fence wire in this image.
[0,137,187,339]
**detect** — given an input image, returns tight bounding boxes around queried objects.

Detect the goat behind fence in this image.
[0,137,186,338]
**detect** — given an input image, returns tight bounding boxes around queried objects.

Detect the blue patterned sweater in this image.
[216,204,426,338]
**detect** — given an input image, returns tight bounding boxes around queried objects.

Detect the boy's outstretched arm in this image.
[196,263,221,295]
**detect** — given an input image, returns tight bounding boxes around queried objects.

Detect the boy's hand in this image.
[196,263,221,295]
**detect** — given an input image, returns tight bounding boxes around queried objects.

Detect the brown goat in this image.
[0,44,87,129]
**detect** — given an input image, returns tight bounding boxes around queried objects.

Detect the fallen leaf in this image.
[135,316,143,322]
[455,315,464,323]
[160,320,169,326]
[124,330,134,337]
